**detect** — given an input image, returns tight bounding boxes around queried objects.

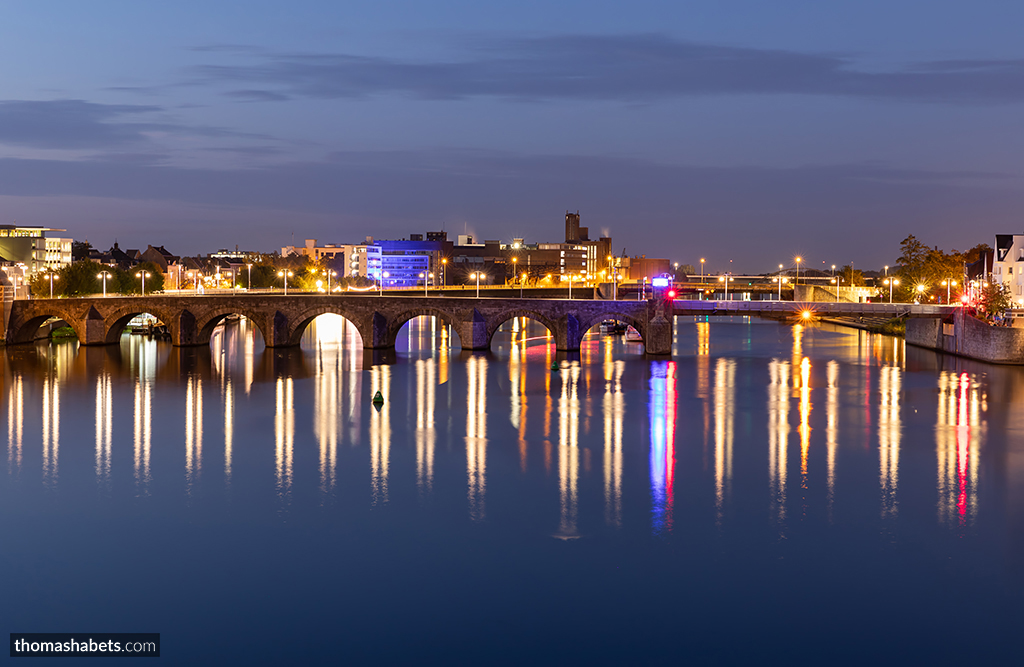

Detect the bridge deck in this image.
[672,300,949,318]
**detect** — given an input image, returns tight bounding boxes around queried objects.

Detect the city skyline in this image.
[3,2,1023,270]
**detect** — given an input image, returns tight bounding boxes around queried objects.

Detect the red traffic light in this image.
[666,289,676,299]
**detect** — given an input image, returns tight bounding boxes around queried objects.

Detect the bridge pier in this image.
[455,309,489,350]
[645,314,672,355]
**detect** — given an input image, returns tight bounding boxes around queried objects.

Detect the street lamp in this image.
[43,271,58,298]
[700,258,705,283]
[246,263,252,290]
[418,271,433,297]
[916,284,926,303]
[135,270,151,296]
[941,279,957,303]
[378,271,389,296]
[469,272,484,298]
[831,264,836,279]
[511,256,518,287]
[277,270,293,295]
[521,272,527,298]
[327,270,336,293]
[441,258,447,287]
[97,271,111,297]
[884,278,899,303]
[719,273,733,300]
[795,257,802,285]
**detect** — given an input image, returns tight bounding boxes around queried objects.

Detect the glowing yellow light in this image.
[801,310,812,320]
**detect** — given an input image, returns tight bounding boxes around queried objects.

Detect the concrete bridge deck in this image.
[672,300,950,318]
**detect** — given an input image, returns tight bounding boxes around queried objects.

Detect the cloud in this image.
[0,99,279,151]
[225,89,291,102]
[0,100,162,149]
[189,34,1024,104]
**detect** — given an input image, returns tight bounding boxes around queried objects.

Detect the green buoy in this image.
[551,361,559,372]
[372,390,384,404]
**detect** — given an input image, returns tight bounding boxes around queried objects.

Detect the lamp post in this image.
[43,271,58,298]
[135,271,151,296]
[719,273,733,300]
[795,257,802,285]
[916,284,926,303]
[379,271,389,296]
[247,263,252,290]
[521,272,526,298]
[327,270,336,293]
[511,256,517,287]
[441,258,447,288]
[470,272,483,298]
[277,270,293,295]
[419,272,433,297]
[941,279,957,303]
[97,271,111,297]
[831,264,836,279]
[884,265,888,277]
[884,278,899,303]
[700,258,705,283]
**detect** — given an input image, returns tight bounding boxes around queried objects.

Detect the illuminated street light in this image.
[941,279,957,304]
[327,269,336,293]
[135,270,151,296]
[42,271,58,298]
[795,257,802,285]
[441,258,448,287]
[247,263,252,290]
[469,272,484,298]
[700,258,705,283]
[521,272,527,298]
[916,284,926,303]
[277,269,293,295]
[97,271,112,297]
[884,278,899,303]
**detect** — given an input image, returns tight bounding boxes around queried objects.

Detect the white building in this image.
[993,234,1024,299]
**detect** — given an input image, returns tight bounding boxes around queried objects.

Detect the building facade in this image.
[993,234,1024,298]
[0,225,72,274]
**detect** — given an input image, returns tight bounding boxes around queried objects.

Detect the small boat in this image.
[625,326,643,342]
[600,320,627,335]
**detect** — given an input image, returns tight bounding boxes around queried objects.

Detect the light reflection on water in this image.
[2,315,1012,533]
[6,313,1024,661]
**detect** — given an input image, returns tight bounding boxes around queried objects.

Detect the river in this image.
[2,315,1023,664]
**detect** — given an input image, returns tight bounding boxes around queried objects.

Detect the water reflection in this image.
[42,374,59,488]
[713,358,735,523]
[650,361,677,534]
[937,371,985,528]
[416,358,436,495]
[1,319,1012,551]
[370,365,390,505]
[185,375,203,495]
[466,356,487,521]
[826,360,839,520]
[556,360,580,538]
[95,373,113,489]
[768,360,790,524]
[603,360,624,527]
[879,365,900,519]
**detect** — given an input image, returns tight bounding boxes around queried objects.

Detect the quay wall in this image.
[906,309,1024,364]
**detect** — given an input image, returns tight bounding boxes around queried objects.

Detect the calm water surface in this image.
[3,315,1024,664]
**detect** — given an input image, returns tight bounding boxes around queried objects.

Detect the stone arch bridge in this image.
[4,294,673,354]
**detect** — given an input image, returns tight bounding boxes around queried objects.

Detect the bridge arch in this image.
[385,307,460,349]
[194,307,271,346]
[577,311,648,349]
[286,306,369,348]
[100,304,182,344]
[6,306,85,344]
[486,310,560,350]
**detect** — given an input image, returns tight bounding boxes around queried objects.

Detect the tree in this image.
[977,282,1011,320]
[837,264,864,286]
[121,261,165,294]
[28,261,103,297]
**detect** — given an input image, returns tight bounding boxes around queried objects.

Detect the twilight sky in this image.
[2,0,1023,272]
